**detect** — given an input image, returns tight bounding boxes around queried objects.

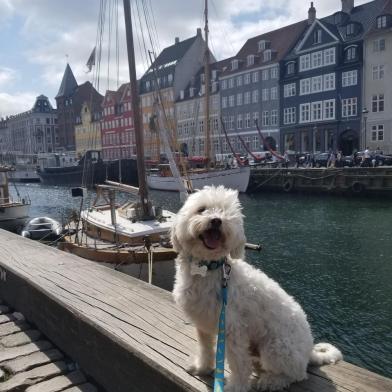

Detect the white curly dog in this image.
[172,186,342,392]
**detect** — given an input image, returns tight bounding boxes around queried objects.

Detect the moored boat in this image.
[21,216,62,240]
[0,166,30,232]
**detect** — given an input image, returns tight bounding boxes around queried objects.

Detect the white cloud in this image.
[0,67,17,88]
[0,92,37,118]
[0,0,14,26]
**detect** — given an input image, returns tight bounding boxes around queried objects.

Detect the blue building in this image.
[280,0,386,155]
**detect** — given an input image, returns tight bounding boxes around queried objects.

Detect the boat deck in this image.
[0,229,391,392]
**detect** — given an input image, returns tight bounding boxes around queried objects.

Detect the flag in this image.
[86,47,96,73]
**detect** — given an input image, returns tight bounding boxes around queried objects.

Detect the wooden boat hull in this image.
[147,166,251,192]
[59,237,177,264]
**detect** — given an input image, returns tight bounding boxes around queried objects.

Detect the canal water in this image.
[11,183,392,379]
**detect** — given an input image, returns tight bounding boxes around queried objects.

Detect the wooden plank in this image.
[0,229,390,392]
[1,329,42,348]
[0,340,52,362]
[25,370,86,392]
[0,361,67,391]
[2,348,64,373]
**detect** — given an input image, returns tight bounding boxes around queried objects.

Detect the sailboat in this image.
[0,166,30,232]
[59,0,177,287]
[146,0,250,193]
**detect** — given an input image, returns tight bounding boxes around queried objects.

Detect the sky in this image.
[0,0,371,118]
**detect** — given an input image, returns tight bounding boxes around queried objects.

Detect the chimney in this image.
[196,28,202,37]
[308,2,316,25]
[342,0,354,14]
[175,37,180,44]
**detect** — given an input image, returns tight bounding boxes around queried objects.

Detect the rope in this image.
[219,117,244,166]
[255,120,284,160]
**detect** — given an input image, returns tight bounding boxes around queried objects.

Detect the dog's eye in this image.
[197,207,206,214]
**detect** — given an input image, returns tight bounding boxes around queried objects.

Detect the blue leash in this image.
[213,261,231,392]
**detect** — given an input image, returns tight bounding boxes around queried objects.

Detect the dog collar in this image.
[198,257,227,271]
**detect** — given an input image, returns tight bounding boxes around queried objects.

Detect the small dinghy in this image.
[21,217,62,240]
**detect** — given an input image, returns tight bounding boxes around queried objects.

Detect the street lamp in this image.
[362,108,369,150]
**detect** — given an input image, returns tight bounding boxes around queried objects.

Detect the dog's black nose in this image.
[210,218,222,228]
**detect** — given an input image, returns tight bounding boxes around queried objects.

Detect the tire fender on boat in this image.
[282,178,294,192]
[351,182,364,194]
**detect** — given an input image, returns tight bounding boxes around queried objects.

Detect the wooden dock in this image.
[0,229,391,392]
[248,166,392,195]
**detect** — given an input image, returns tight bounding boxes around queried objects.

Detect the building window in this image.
[262,89,269,101]
[253,112,259,127]
[323,99,335,120]
[300,103,311,123]
[262,111,269,126]
[324,73,336,91]
[342,98,357,117]
[168,74,173,83]
[252,90,259,103]
[270,87,278,100]
[283,107,296,124]
[222,97,227,108]
[311,101,323,121]
[377,16,387,29]
[345,46,357,61]
[271,110,278,126]
[286,62,295,75]
[284,83,296,97]
[372,65,385,80]
[228,78,235,88]
[371,125,384,141]
[252,71,259,83]
[247,55,255,66]
[346,23,355,36]
[324,48,336,66]
[270,66,278,79]
[299,55,311,72]
[311,51,323,68]
[221,80,227,90]
[245,113,251,128]
[236,93,243,106]
[373,38,386,52]
[262,69,269,80]
[300,78,311,95]
[231,59,239,70]
[237,76,243,87]
[244,73,251,84]
[314,29,322,44]
[311,76,323,93]
[252,135,259,150]
[244,92,251,104]
[237,114,243,129]
[342,70,358,87]
[372,94,384,112]
[258,40,267,51]
[263,50,272,62]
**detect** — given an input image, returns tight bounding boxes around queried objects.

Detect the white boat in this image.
[147,165,250,192]
[21,217,62,240]
[0,167,30,232]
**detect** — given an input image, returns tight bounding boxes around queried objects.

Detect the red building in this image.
[101,83,135,160]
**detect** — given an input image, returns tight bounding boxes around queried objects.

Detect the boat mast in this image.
[204,0,211,166]
[123,0,149,217]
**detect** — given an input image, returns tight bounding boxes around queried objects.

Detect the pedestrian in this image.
[336,150,342,167]
[283,151,289,168]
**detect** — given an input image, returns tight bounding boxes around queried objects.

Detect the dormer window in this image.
[377,15,388,29]
[345,46,357,62]
[263,50,272,62]
[258,40,270,52]
[200,73,205,84]
[146,81,150,91]
[231,59,239,70]
[247,55,255,66]
[346,23,355,36]
[286,62,295,75]
[313,29,322,44]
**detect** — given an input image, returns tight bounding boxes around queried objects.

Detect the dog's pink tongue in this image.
[203,229,221,249]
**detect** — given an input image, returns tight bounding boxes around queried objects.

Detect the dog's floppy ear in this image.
[230,233,246,259]
[170,219,182,253]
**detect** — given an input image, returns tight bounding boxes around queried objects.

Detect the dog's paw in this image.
[187,363,214,376]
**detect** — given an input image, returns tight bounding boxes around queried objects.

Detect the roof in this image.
[367,0,392,35]
[220,20,308,76]
[321,0,387,42]
[56,64,78,98]
[141,34,199,83]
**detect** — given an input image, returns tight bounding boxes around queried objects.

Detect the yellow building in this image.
[75,102,102,157]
